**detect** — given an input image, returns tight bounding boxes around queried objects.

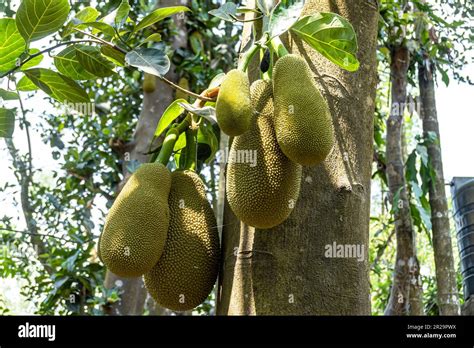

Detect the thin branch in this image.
[0,228,70,242]
[157,75,216,102]
[76,29,215,102]
[17,93,32,177]
[0,40,102,79]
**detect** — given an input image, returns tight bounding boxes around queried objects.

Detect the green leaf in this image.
[77,22,116,38]
[0,89,19,101]
[267,0,304,38]
[178,102,217,124]
[24,68,90,103]
[114,0,131,29]
[154,99,188,137]
[142,33,162,44]
[173,132,187,167]
[291,13,360,72]
[16,75,38,91]
[209,2,238,22]
[0,18,26,75]
[438,66,449,87]
[16,0,70,42]
[20,49,43,70]
[174,132,187,151]
[54,46,96,80]
[416,144,429,167]
[190,32,204,55]
[76,46,115,78]
[0,108,15,138]
[125,48,170,76]
[62,6,101,38]
[134,6,191,33]
[101,45,126,67]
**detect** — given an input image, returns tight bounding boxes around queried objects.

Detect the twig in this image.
[17,93,32,177]
[0,227,70,242]
[157,76,216,102]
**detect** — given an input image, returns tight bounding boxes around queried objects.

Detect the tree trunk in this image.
[418,61,460,315]
[384,46,423,315]
[217,0,379,315]
[104,0,188,315]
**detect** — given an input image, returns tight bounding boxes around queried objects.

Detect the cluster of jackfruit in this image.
[223,54,334,229]
[99,163,219,311]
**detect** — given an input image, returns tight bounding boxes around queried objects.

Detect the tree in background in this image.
[373,0,471,315]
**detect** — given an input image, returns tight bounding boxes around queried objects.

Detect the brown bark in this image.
[104,0,188,315]
[418,61,460,315]
[384,46,423,315]
[217,0,379,315]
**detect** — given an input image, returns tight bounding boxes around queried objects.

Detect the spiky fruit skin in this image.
[144,170,220,311]
[100,163,171,278]
[143,73,156,93]
[216,69,252,136]
[273,54,334,166]
[226,80,302,229]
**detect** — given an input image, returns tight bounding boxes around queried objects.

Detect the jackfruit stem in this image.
[156,128,180,166]
[269,36,289,58]
[238,43,260,72]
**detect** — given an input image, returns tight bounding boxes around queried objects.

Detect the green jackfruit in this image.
[226,80,302,229]
[99,163,171,278]
[143,73,156,93]
[144,170,220,311]
[216,69,252,136]
[273,54,334,166]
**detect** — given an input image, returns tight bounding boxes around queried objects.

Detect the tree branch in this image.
[4,132,54,275]
[0,228,70,242]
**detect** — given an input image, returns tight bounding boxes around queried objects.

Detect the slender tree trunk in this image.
[217,0,379,315]
[384,46,423,315]
[418,61,460,315]
[104,0,188,315]
[5,139,53,276]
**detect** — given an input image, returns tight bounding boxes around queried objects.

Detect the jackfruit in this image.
[144,170,220,311]
[175,77,190,100]
[226,80,302,229]
[216,69,252,136]
[99,163,171,278]
[143,73,156,93]
[273,54,334,166]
